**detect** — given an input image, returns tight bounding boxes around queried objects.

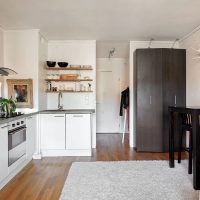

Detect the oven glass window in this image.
[8,127,26,150]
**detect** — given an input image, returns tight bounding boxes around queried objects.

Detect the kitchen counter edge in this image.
[39,109,95,114]
[0,109,95,125]
[0,112,39,125]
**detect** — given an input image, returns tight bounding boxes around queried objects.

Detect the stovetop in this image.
[0,112,24,119]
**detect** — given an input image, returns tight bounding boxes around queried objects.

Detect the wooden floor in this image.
[0,134,185,200]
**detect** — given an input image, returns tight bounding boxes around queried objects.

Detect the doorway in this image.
[96,58,129,135]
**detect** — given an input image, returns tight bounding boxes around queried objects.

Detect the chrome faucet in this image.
[58,91,63,110]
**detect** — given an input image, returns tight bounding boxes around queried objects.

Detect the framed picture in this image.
[7,79,33,108]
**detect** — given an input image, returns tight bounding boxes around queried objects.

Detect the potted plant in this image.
[0,97,16,117]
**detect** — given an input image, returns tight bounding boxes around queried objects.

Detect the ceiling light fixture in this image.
[108,48,116,59]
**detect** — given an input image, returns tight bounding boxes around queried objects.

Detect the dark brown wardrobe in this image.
[135,48,186,152]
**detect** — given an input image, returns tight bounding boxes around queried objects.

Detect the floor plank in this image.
[0,134,187,200]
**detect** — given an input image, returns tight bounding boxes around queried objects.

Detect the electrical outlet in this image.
[85,94,89,105]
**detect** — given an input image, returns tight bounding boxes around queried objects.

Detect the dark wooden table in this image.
[169,106,200,190]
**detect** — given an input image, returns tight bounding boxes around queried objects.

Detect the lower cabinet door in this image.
[40,114,66,150]
[26,115,37,158]
[0,124,8,182]
[66,114,91,150]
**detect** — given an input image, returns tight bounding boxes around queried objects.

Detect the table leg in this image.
[192,111,200,189]
[169,110,174,168]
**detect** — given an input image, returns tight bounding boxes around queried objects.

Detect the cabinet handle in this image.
[149,96,152,105]
[9,127,27,135]
[73,115,84,117]
[175,95,177,105]
[1,125,9,129]
[54,116,64,117]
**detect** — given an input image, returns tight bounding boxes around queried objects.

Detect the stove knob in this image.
[12,124,15,127]
[17,122,20,125]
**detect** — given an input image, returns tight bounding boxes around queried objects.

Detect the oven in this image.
[8,119,26,166]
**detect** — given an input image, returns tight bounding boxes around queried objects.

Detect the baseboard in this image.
[41,149,92,157]
[33,153,42,160]
[97,132,121,134]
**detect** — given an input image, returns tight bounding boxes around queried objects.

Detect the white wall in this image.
[47,40,96,147]
[47,40,96,109]
[38,34,48,110]
[129,41,179,147]
[179,30,200,106]
[0,27,4,97]
[0,28,4,67]
[3,29,45,112]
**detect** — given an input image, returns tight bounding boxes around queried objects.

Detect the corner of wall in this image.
[0,27,4,97]
[179,27,200,107]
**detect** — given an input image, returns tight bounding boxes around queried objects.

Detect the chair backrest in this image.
[181,113,192,126]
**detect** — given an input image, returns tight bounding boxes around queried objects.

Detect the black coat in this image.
[120,87,129,116]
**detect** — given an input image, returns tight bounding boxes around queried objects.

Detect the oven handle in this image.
[8,127,27,135]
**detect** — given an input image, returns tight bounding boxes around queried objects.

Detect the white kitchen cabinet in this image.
[40,114,65,150]
[66,114,91,150]
[0,123,8,183]
[26,115,37,159]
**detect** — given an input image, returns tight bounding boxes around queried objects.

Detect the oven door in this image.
[8,126,26,166]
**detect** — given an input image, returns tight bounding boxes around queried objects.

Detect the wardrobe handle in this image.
[175,95,177,105]
[150,96,152,105]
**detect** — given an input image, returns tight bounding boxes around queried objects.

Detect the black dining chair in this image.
[178,113,193,174]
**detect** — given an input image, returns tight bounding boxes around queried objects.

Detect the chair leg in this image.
[178,128,183,163]
[188,131,193,174]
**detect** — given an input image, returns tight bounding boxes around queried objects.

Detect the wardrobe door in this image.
[162,49,175,152]
[136,49,163,152]
[172,49,186,107]
[162,49,186,151]
[172,49,186,151]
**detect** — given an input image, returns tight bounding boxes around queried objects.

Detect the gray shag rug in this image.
[60,161,199,200]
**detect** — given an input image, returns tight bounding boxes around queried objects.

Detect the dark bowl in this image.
[47,61,56,68]
[58,62,68,68]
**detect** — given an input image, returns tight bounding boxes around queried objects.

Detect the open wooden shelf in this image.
[46,90,93,93]
[45,79,93,82]
[46,67,93,71]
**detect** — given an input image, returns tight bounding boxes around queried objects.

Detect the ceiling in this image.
[0,0,200,41]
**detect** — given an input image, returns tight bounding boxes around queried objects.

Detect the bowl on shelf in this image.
[46,61,56,68]
[58,62,68,68]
